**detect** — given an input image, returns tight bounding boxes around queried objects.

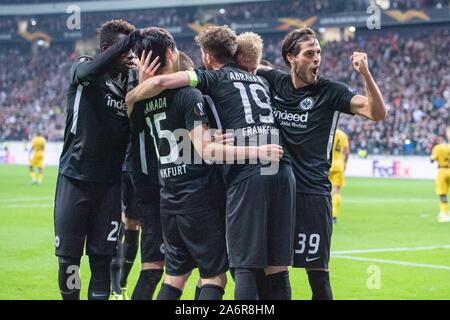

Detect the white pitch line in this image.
[332,245,450,255]
[344,197,434,204]
[0,196,52,203]
[333,255,450,271]
[0,204,53,208]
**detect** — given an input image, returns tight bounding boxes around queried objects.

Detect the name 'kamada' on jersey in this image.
[144,97,167,114]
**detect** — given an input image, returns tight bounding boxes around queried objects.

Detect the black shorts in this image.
[226,163,296,268]
[136,183,164,263]
[121,172,138,220]
[54,174,121,257]
[293,194,333,269]
[161,209,228,278]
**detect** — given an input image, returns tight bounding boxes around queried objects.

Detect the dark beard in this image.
[294,61,317,85]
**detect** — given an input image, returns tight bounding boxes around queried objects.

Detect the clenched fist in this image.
[351,52,370,76]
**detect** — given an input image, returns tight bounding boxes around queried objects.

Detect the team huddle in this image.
[53,19,387,300]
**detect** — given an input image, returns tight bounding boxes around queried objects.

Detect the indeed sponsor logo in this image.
[273,109,309,123]
[105,94,127,111]
[372,160,411,177]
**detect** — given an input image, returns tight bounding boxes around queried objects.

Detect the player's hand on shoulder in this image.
[351,52,369,76]
[139,50,161,83]
[258,144,284,162]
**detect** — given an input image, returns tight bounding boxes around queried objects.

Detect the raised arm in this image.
[349,52,387,121]
[73,30,141,84]
[126,71,191,115]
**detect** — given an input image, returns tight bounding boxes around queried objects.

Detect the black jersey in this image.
[122,140,134,173]
[131,86,219,214]
[193,64,282,186]
[128,112,159,187]
[257,69,355,195]
[59,31,140,183]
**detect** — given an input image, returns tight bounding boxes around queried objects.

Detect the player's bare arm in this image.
[189,124,284,163]
[75,29,142,83]
[344,145,350,171]
[349,52,387,121]
[126,71,190,113]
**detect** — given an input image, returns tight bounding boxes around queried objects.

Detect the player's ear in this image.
[286,53,295,65]
[167,48,178,72]
[205,52,213,66]
[100,42,108,52]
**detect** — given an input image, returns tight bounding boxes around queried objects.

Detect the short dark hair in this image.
[135,27,176,71]
[99,19,135,47]
[178,51,195,71]
[281,27,318,67]
[195,26,237,64]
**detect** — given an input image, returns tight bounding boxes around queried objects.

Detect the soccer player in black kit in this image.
[127,27,233,300]
[256,28,387,299]
[126,26,295,300]
[53,20,143,300]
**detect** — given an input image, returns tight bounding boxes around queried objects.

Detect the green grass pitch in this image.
[0,164,449,300]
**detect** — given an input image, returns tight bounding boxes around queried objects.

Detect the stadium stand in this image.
[0,0,448,156]
[1,0,447,34]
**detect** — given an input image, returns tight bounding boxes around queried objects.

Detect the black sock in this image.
[110,224,124,294]
[131,269,163,300]
[234,268,259,300]
[194,284,202,300]
[156,283,182,300]
[119,229,139,288]
[198,284,224,300]
[58,256,81,300]
[307,270,333,300]
[255,269,268,300]
[110,257,122,294]
[265,271,291,300]
[88,255,112,300]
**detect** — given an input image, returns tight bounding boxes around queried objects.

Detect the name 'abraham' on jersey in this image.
[257,69,356,195]
[193,63,285,186]
[130,86,221,214]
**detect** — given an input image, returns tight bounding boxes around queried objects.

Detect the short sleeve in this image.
[343,134,349,149]
[431,146,439,161]
[257,69,287,93]
[193,69,220,94]
[177,88,209,131]
[129,101,145,133]
[328,81,356,115]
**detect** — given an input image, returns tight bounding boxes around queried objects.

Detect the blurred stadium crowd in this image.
[0,1,448,156]
[1,0,447,33]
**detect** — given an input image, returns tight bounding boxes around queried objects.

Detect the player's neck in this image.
[209,60,225,71]
[109,70,121,80]
[290,71,309,89]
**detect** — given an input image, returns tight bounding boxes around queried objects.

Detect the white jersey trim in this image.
[70,84,83,134]
[139,131,148,175]
[327,111,340,160]
[204,95,222,130]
